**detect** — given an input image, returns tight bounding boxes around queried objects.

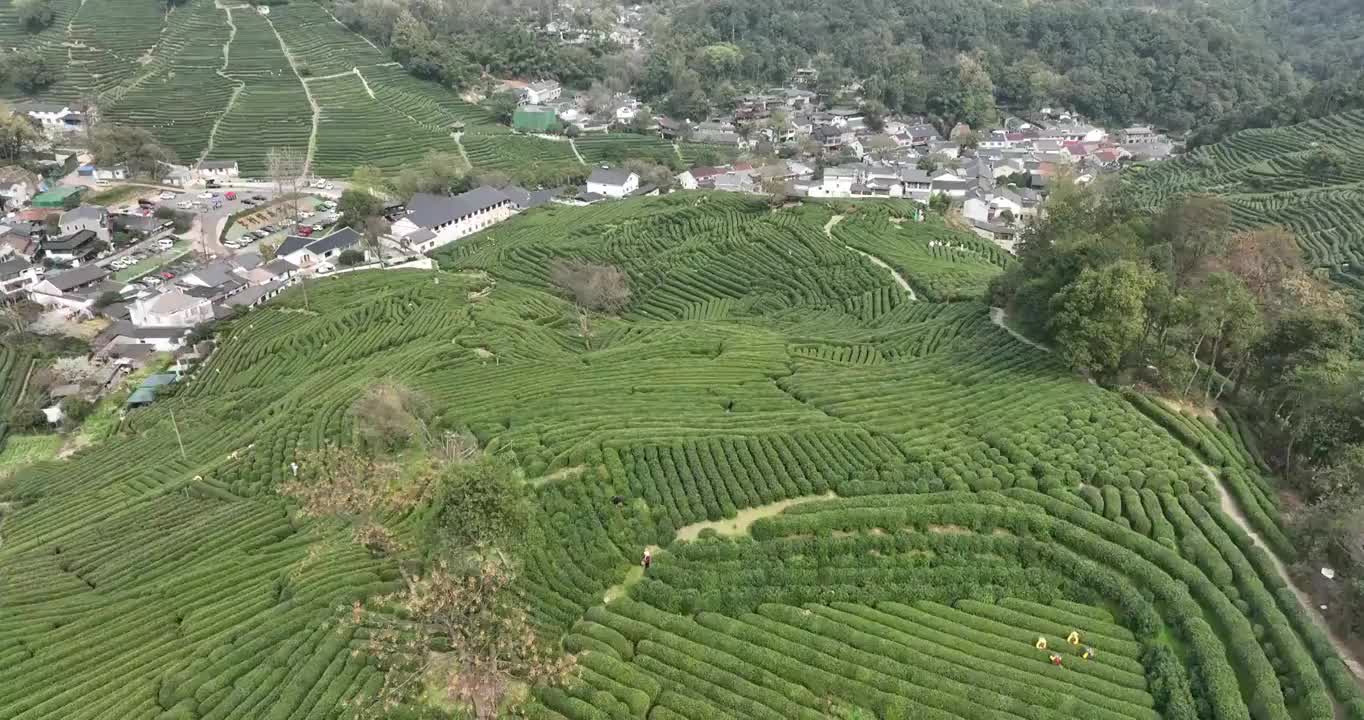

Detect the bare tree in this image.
[363,216,390,268]
[350,381,434,452]
[267,146,306,230]
[354,557,574,720]
[277,445,408,555]
[549,260,631,349]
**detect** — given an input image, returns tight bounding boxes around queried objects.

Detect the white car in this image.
[197,192,213,200]
[157,239,175,249]
[159,192,175,200]
[177,201,193,210]
[315,262,335,275]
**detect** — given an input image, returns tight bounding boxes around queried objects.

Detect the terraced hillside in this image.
[1124,109,1364,298]
[2,194,1359,720]
[1,0,563,179]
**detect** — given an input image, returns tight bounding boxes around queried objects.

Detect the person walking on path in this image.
[641,549,653,573]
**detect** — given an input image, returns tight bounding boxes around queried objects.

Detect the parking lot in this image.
[222,195,340,252]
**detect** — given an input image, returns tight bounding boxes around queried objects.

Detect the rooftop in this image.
[43,265,109,291]
[588,167,634,186]
[405,186,512,229]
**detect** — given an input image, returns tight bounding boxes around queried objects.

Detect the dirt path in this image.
[1204,465,1364,679]
[200,2,245,167]
[261,14,320,175]
[676,492,837,542]
[569,138,587,165]
[601,493,837,602]
[826,215,919,299]
[452,133,473,171]
[990,307,1050,353]
[353,67,376,99]
[14,359,37,407]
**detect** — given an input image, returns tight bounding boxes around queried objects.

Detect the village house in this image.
[16,102,83,136]
[102,322,193,355]
[95,165,129,182]
[522,81,562,105]
[275,227,364,268]
[44,229,103,266]
[0,257,43,297]
[29,264,109,312]
[712,172,756,194]
[59,205,111,243]
[0,229,42,263]
[389,187,516,253]
[159,162,196,188]
[0,166,42,210]
[586,168,639,198]
[198,160,240,182]
[130,289,215,328]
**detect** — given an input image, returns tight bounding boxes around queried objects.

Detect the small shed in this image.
[126,372,178,408]
[42,405,64,426]
[49,383,82,400]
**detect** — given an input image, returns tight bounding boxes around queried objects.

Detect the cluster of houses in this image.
[508,80,647,134]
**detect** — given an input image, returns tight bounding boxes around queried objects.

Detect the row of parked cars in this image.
[107,236,177,270]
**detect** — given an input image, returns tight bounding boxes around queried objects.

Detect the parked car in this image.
[159,192,175,200]
[160,271,175,280]
[197,192,213,200]
[157,238,175,249]
[225,191,237,200]
[251,194,266,201]
[297,226,314,237]
[315,262,335,274]
[241,199,256,207]
[206,179,220,189]
[177,200,193,210]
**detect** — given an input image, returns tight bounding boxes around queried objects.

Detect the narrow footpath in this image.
[826,215,918,299]
[1203,465,1364,680]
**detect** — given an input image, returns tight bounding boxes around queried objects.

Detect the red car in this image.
[160,271,175,280]
[297,226,314,237]
[225,191,237,200]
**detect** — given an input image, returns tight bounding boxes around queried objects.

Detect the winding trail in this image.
[199,1,245,167]
[601,493,836,603]
[569,138,587,165]
[989,307,1050,353]
[826,215,918,300]
[1203,465,1364,680]
[261,14,320,175]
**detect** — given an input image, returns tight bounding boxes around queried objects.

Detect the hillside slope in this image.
[3,194,1361,719]
[1124,109,1364,298]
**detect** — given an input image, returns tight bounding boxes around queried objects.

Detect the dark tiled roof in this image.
[405,187,511,229]
[587,168,633,186]
[44,265,109,291]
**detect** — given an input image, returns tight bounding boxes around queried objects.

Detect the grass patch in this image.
[86,185,148,207]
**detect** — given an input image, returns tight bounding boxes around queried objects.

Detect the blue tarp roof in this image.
[127,388,156,405]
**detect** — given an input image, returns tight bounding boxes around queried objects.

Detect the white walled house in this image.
[586,168,639,198]
[275,227,364,268]
[0,258,43,297]
[806,167,858,198]
[389,187,516,254]
[130,289,214,328]
[523,81,562,105]
[198,160,240,182]
[59,206,111,243]
[95,165,128,182]
[18,102,83,136]
[0,166,42,210]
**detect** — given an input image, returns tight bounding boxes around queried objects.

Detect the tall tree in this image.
[1048,261,1157,381]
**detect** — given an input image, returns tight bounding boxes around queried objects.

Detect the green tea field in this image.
[1,193,1359,720]
[0,0,576,180]
[1124,109,1364,301]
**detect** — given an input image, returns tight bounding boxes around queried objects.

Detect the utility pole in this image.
[169,409,187,461]
[300,272,309,311]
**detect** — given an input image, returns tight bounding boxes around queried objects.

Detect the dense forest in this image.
[327,0,1364,132]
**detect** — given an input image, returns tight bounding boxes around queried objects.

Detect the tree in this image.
[0,107,43,163]
[350,381,433,452]
[277,445,406,554]
[860,100,887,132]
[6,49,57,94]
[267,146,306,228]
[1152,195,1232,290]
[15,0,55,31]
[337,188,383,229]
[59,396,93,429]
[485,90,520,125]
[419,457,529,557]
[393,151,473,198]
[549,260,631,349]
[337,249,365,267]
[359,557,574,719]
[349,165,387,195]
[90,124,175,179]
[94,291,121,309]
[1048,261,1157,381]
